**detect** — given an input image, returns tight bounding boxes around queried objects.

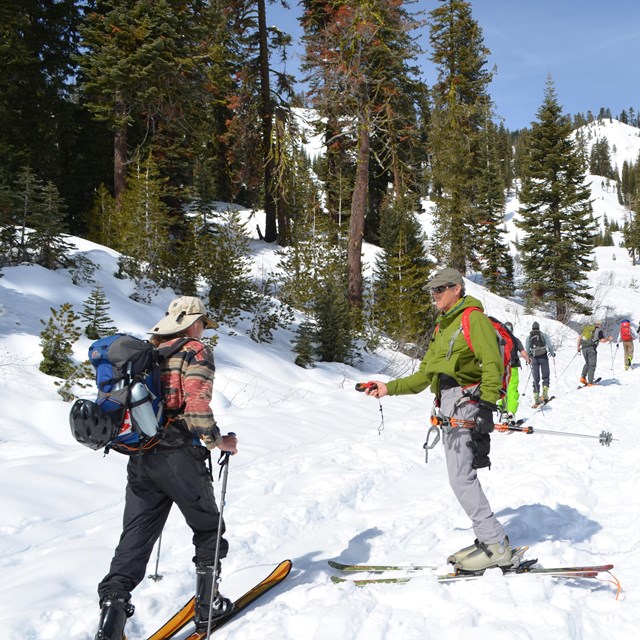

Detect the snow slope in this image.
[1,232,639,640]
[2,120,640,639]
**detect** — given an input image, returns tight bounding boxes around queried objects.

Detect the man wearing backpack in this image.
[498,321,531,423]
[578,320,612,385]
[95,297,238,640]
[361,268,514,573]
[525,321,555,407]
[615,318,638,370]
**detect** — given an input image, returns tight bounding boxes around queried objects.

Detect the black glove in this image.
[474,400,497,434]
[468,431,491,469]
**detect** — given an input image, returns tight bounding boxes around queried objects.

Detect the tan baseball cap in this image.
[148,296,218,335]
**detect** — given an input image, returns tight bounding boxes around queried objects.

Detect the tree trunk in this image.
[348,119,369,308]
[274,106,289,246]
[257,0,277,242]
[114,94,127,208]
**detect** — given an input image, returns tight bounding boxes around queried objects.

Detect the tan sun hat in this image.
[148,296,218,336]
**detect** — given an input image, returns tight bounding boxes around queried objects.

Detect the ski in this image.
[182,560,292,640]
[146,597,195,640]
[328,559,439,573]
[329,547,527,575]
[498,417,526,428]
[531,397,554,409]
[578,377,601,389]
[146,560,292,640]
[331,563,615,586]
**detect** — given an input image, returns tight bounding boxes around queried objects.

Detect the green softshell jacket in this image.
[386,295,503,403]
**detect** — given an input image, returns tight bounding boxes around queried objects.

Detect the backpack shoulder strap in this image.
[157,337,195,361]
[442,307,479,359]
[460,307,482,353]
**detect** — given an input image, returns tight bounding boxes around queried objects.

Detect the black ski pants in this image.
[98,446,227,603]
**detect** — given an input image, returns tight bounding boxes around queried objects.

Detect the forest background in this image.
[3,0,640,364]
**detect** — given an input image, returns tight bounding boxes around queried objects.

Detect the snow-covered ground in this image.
[2,120,640,639]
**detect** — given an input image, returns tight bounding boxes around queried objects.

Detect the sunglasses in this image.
[431,284,457,294]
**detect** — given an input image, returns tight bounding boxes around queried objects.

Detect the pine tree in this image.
[301,0,424,307]
[515,78,596,321]
[77,0,231,203]
[28,180,72,269]
[221,0,296,243]
[39,303,82,379]
[81,284,117,339]
[0,0,102,221]
[373,200,435,353]
[428,0,493,274]
[276,207,345,314]
[292,319,316,368]
[87,184,117,248]
[277,206,356,363]
[198,209,257,326]
[115,153,173,288]
[314,275,355,364]
[589,138,616,179]
[248,274,294,344]
[475,119,514,296]
[13,166,42,263]
[10,168,71,268]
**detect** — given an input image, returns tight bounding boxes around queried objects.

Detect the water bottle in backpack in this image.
[130,381,159,437]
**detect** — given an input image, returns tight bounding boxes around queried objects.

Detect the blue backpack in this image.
[69,334,190,454]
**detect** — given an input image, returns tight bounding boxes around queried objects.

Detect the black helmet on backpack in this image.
[69,399,121,450]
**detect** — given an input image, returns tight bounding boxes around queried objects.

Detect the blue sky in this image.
[269,0,640,130]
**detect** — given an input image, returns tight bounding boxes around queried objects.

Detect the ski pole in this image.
[555,351,578,383]
[205,432,235,639]
[356,382,385,434]
[521,364,532,397]
[495,423,616,446]
[148,533,163,581]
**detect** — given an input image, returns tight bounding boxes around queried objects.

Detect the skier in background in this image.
[526,322,555,407]
[615,318,637,370]
[498,321,530,423]
[578,320,613,385]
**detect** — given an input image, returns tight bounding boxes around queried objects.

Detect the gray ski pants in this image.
[581,345,598,383]
[439,386,506,544]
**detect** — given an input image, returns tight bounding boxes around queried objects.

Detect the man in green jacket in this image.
[363,267,513,572]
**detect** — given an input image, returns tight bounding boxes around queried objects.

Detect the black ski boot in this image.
[194,564,234,632]
[95,594,134,640]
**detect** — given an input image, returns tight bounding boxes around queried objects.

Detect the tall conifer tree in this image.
[301,0,424,308]
[475,119,513,295]
[77,0,230,204]
[428,0,492,274]
[516,79,596,321]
